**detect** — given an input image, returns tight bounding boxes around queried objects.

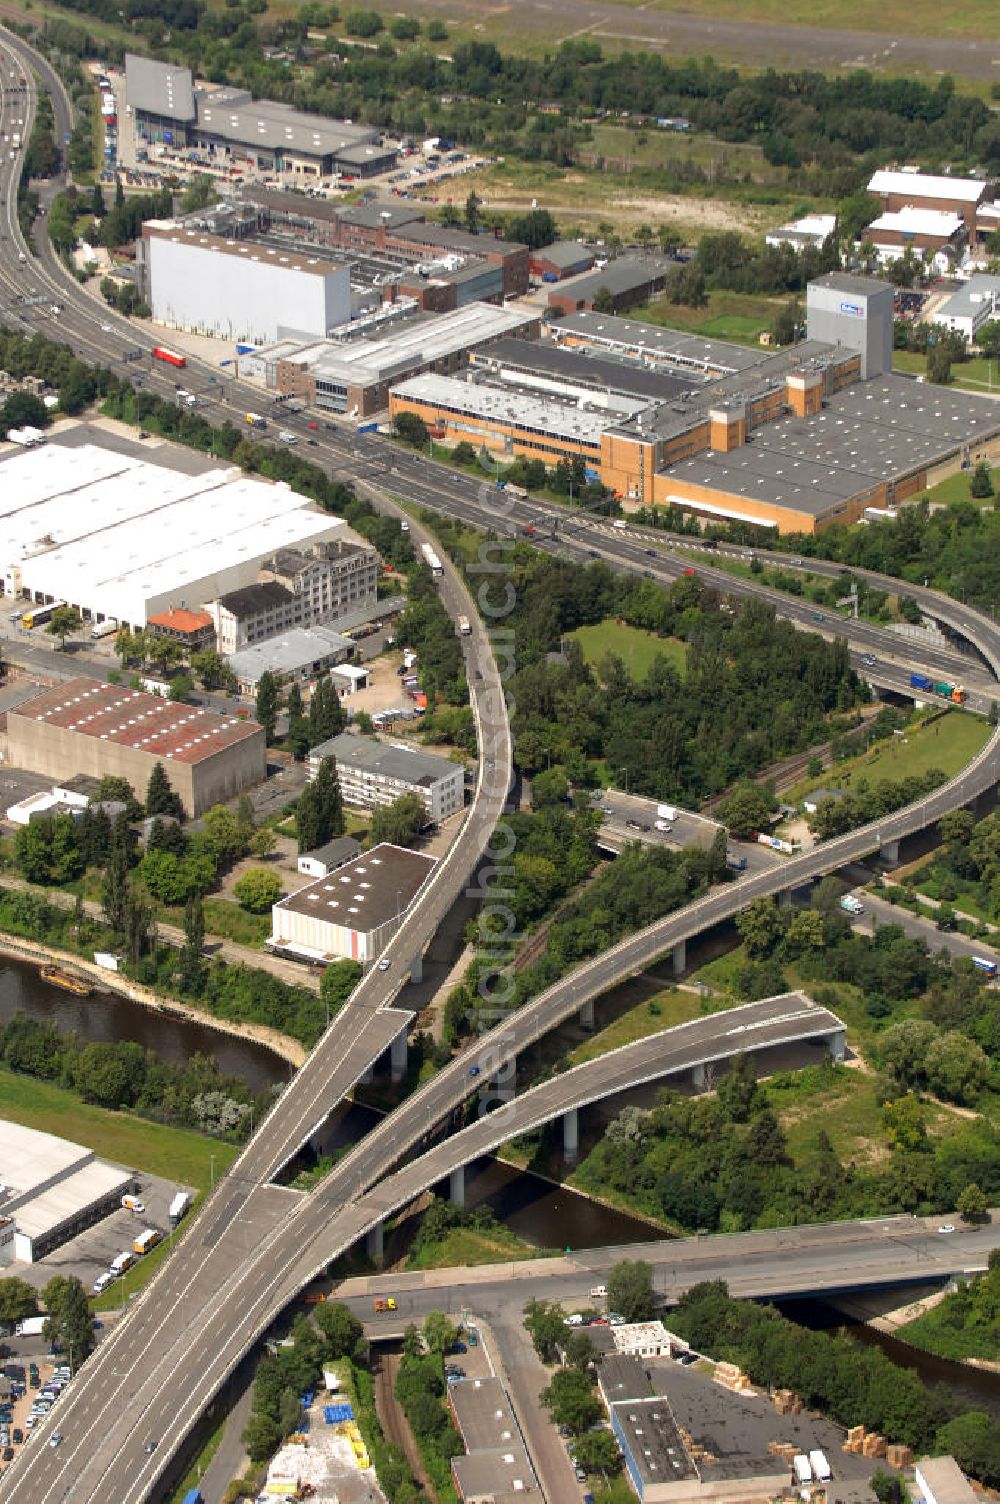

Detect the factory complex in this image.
[390,273,1000,533]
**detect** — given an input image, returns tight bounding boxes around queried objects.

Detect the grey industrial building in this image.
[546,254,677,315]
[2,680,266,817]
[0,1122,137,1265]
[308,732,465,825]
[226,623,355,694]
[448,1377,540,1504]
[125,55,387,178]
[143,222,351,342]
[242,302,539,416]
[805,271,894,380]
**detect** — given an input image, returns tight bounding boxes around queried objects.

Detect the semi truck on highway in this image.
[420,543,443,578]
[245,413,267,429]
[910,672,966,703]
[373,1298,396,1313]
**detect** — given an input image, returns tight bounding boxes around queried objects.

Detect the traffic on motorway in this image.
[1,27,999,1500]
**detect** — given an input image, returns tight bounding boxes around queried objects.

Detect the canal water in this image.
[0,953,287,1094]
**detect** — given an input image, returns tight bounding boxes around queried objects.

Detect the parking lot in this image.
[0,1352,76,1479]
[10,1170,190,1296]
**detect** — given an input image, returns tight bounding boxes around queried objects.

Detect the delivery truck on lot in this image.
[808,1451,831,1482]
[90,617,117,640]
[793,1456,813,1486]
[132,1228,161,1256]
[15,1317,46,1338]
[169,1191,191,1227]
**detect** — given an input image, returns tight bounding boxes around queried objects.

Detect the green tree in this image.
[464,190,481,232]
[783,907,825,956]
[368,791,425,848]
[956,1182,988,1223]
[179,173,217,212]
[970,461,994,499]
[41,1275,94,1371]
[523,1298,567,1362]
[145,762,184,820]
[539,1367,602,1433]
[395,410,430,448]
[15,813,83,884]
[0,390,48,434]
[242,1411,281,1462]
[925,1030,990,1104]
[735,896,783,959]
[190,649,235,691]
[255,670,281,745]
[0,1276,37,1323]
[607,1259,655,1323]
[296,757,345,853]
[717,782,776,839]
[285,681,310,759]
[307,675,344,748]
[201,804,251,867]
[572,1431,622,1475]
[46,604,82,648]
[927,344,952,384]
[314,1300,363,1359]
[102,822,132,932]
[180,893,205,992]
[423,1310,460,1353]
[233,867,283,913]
[251,826,277,859]
[319,958,362,1016]
[591,285,615,314]
[976,319,1000,358]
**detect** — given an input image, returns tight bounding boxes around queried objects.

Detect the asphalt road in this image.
[337,1213,999,1319]
[1,29,999,1498]
[849,886,1000,966]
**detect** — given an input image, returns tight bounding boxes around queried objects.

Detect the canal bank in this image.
[0,934,305,1075]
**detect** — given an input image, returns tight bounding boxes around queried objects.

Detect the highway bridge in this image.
[336,1211,999,1318]
[0,30,999,1499]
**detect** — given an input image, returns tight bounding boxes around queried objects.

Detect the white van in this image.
[92,1272,114,1294]
[121,1194,145,1213]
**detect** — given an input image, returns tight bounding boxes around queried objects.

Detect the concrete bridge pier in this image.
[409,953,423,984]
[828,1029,847,1062]
[449,1165,465,1208]
[563,1107,579,1163]
[579,998,595,1031]
[366,1220,384,1263]
[879,839,900,865]
[691,1062,707,1092]
[671,939,686,978]
[390,1027,408,1084]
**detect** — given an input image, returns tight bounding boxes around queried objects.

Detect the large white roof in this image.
[870,207,963,239]
[0,443,344,624]
[867,169,986,204]
[13,1162,133,1240]
[0,1120,91,1203]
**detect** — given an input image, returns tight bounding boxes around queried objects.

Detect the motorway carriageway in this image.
[0,31,999,1496]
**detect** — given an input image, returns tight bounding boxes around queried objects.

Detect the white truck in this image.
[278,430,298,444]
[15,1316,46,1338]
[169,1190,191,1227]
[793,1456,813,1486]
[657,804,678,822]
[90,617,118,640]
[808,1451,831,1482]
[457,615,471,636]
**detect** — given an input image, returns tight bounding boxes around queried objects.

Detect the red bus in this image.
[152,346,186,369]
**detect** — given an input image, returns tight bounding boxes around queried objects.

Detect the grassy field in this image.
[406,1222,549,1269]
[782,711,992,806]
[570,620,687,680]
[630,290,781,342]
[0,1066,239,1192]
[893,349,1000,395]
[566,989,711,1065]
[895,1276,1000,1361]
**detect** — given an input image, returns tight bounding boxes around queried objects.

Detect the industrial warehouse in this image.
[0,1123,137,1265]
[125,54,386,179]
[269,843,437,964]
[2,680,266,816]
[0,443,347,627]
[142,222,352,342]
[390,272,1000,533]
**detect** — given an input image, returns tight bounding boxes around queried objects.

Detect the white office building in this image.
[144,222,351,342]
[932,274,1000,344]
[308,731,464,824]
